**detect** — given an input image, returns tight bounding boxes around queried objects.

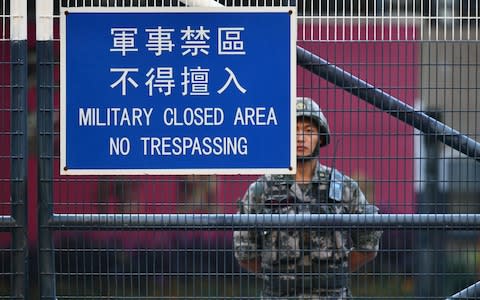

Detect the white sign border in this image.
[60,6,297,175]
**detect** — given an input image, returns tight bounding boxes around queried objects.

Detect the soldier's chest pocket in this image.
[261,230,302,265]
[309,201,347,261]
[263,197,298,214]
[261,197,301,265]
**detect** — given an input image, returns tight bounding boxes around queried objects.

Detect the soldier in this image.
[233,97,382,299]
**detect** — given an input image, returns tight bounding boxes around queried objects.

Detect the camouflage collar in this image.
[269,161,330,183]
[312,161,330,182]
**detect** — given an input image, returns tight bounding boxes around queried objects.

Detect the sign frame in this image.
[60,6,297,175]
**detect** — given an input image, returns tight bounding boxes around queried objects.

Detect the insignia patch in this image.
[329,169,344,201]
[297,102,306,110]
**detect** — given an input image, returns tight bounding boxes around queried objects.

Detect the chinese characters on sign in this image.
[109,26,247,97]
[61,8,296,174]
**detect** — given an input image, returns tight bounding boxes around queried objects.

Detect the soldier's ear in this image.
[319,136,325,145]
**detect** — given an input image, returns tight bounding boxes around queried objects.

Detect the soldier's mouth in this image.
[297,146,308,152]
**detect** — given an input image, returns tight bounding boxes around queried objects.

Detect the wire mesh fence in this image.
[0,0,479,299]
[0,0,11,214]
[0,1,12,294]
[1,1,29,299]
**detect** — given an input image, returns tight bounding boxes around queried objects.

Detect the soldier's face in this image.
[296,118,319,158]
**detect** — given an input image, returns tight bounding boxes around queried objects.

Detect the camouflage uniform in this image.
[233,162,382,299]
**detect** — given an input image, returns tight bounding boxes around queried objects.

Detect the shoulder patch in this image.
[329,168,344,202]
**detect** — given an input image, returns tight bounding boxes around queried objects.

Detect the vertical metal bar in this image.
[281,0,296,6]
[37,40,57,300]
[10,0,28,298]
[10,41,29,300]
[415,110,445,299]
[36,0,56,299]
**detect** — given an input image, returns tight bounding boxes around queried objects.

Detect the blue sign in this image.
[60,7,296,175]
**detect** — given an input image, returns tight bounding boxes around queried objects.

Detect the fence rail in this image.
[48,213,480,230]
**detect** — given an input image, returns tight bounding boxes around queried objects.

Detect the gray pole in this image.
[415,110,445,298]
[10,1,29,298]
[296,46,480,162]
[36,1,57,298]
[446,281,480,299]
[47,213,480,230]
[37,39,57,300]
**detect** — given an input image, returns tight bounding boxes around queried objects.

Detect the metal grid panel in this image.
[298,0,480,41]
[0,0,11,215]
[0,1,12,298]
[1,1,28,299]
[39,0,480,299]
[0,1,11,298]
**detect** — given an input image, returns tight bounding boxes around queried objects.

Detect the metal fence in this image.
[0,0,480,299]
[0,1,28,299]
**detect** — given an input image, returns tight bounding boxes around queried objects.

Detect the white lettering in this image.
[96,108,106,126]
[120,109,131,126]
[140,136,247,156]
[111,108,120,125]
[143,108,153,126]
[78,107,153,127]
[79,108,93,126]
[267,107,278,125]
[132,108,142,125]
[163,107,224,126]
[109,137,130,155]
[233,107,278,126]
[161,137,171,155]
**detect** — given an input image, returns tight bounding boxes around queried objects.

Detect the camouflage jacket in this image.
[233,162,382,272]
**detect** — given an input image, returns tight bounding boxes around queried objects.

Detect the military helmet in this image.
[296,97,331,157]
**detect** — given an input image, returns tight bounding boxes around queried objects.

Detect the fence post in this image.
[415,110,445,298]
[36,1,57,299]
[10,0,29,298]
